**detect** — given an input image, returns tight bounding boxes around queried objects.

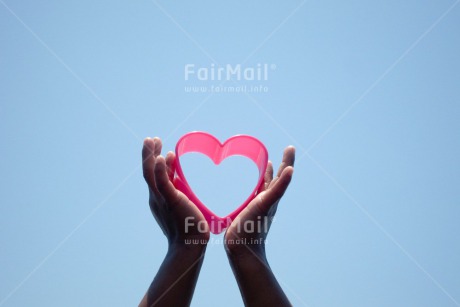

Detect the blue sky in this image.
[1,1,460,306]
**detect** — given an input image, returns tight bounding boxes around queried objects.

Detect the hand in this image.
[142,137,210,246]
[224,146,295,258]
[139,137,209,307]
[223,146,295,307]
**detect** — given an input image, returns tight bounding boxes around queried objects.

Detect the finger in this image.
[276,146,295,178]
[269,146,295,189]
[154,155,181,205]
[142,138,159,194]
[260,166,294,211]
[165,151,176,182]
[152,137,162,157]
[263,161,274,190]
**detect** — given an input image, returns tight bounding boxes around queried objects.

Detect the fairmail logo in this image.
[184,63,276,81]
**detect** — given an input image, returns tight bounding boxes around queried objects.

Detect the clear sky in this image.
[1,1,460,306]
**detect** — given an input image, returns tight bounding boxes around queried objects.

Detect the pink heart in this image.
[173,132,268,234]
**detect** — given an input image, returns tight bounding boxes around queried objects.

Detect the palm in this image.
[143,137,209,244]
[225,146,295,253]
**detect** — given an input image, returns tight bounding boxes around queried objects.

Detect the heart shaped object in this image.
[174,131,268,234]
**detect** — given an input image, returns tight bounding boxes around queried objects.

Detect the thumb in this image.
[259,166,294,211]
[154,156,181,205]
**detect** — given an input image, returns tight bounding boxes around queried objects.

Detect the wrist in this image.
[168,237,208,256]
[226,247,270,278]
[225,239,267,264]
[165,243,207,266]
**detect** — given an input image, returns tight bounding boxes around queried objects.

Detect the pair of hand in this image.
[140,137,295,307]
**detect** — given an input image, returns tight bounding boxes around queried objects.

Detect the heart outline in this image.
[174,131,268,234]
